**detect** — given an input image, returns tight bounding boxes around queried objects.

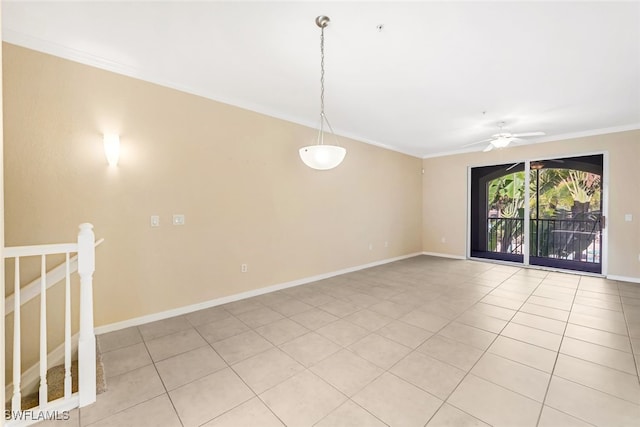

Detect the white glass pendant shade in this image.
[299,145,346,170]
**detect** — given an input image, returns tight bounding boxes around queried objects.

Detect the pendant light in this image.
[299,15,346,170]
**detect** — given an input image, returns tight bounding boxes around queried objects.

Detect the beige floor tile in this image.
[369,300,414,319]
[488,336,557,373]
[574,295,622,311]
[564,323,632,353]
[236,306,284,328]
[138,316,192,341]
[501,322,562,351]
[222,299,264,315]
[353,372,442,427]
[577,289,621,303]
[471,352,551,402]
[490,289,530,302]
[310,349,384,396]
[537,406,593,427]
[85,394,181,427]
[632,337,640,355]
[448,374,541,427]
[376,320,433,349]
[545,376,640,426]
[526,295,572,311]
[569,312,629,335]
[196,316,250,343]
[268,298,314,317]
[260,370,346,427]
[80,365,165,426]
[480,295,524,310]
[211,330,274,364]
[156,345,227,390]
[315,400,386,427]
[560,337,637,374]
[341,292,383,308]
[145,328,207,362]
[184,306,230,327]
[417,334,484,371]
[319,299,361,317]
[254,318,308,345]
[399,310,450,332]
[279,332,341,367]
[572,303,626,321]
[468,302,516,321]
[101,342,152,379]
[349,333,412,369]
[426,403,490,427]
[455,310,508,334]
[391,351,465,399]
[290,308,339,330]
[297,292,339,307]
[519,302,570,321]
[232,347,304,394]
[202,397,284,427]
[344,309,393,331]
[169,368,254,427]
[511,312,566,335]
[316,320,369,347]
[439,322,497,350]
[554,354,640,404]
[98,327,143,353]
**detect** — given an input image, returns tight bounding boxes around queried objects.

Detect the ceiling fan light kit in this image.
[299,15,346,171]
[468,121,545,152]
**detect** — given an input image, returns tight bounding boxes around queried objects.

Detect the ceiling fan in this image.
[465,122,545,152]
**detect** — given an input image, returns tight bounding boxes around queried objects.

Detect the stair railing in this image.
[3,223,97,425]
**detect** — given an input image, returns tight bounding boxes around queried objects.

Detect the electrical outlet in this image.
[368,243,373,251]
[241,264,248,273]
[150,215,160,227]
[173,214,185,225]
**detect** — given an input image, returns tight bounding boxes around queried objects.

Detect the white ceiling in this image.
[3,1,640,158]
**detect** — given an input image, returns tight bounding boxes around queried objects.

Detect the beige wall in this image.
[3,43,423,329]
[422,130,640,279]
[1,3,6,406]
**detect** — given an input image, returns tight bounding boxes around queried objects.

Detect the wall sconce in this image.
[103,134,120,167]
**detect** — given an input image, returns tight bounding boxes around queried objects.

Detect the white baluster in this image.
[64,252,72,398]
[12,257,22,412]
[77,223,96,407]
[39,255,48,406]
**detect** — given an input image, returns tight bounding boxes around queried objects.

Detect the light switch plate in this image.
[150,215,160,227]
[625,214,633,222]
[173,214,185,225]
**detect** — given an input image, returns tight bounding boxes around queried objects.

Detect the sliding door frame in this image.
[466,150,609,276]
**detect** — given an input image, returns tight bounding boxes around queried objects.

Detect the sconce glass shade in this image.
[103,134,120,166]
[299,145,346,170]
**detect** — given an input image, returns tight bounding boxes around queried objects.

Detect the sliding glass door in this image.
[470,154,604,274]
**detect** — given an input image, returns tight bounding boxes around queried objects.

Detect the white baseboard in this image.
[421,251,466,260]
[607,275,640,284]
[5,334,79,402]
[95,252,423,335]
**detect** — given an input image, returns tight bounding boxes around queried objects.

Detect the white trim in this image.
[5,334,79,400]
[95,252,422,335]
[607,275,640,284]
[421,251,466,260]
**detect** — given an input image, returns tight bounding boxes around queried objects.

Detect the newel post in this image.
[77,223,96,407]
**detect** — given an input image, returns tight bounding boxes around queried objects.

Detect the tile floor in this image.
[37,256,640,426]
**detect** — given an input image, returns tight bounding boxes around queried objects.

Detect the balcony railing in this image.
[487,217,602,265]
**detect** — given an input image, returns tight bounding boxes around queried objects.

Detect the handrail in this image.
[4,239,104,315]
[4,243,78,258]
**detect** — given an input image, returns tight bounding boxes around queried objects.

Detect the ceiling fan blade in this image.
[511,131,545,138]
[483,144,494,152]
[462,138,493,148]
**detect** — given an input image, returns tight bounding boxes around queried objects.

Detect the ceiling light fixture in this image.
[299,15,346,171]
